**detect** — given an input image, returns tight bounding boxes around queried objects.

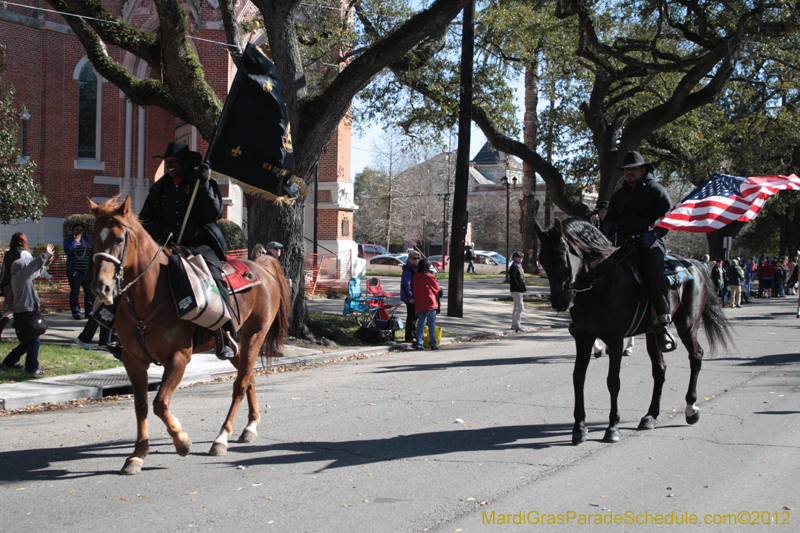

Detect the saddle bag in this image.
[168,253,231,330]
[92,299,118,329]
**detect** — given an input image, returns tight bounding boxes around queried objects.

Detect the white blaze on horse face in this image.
[685,403,699,418]
[99,227,110,243]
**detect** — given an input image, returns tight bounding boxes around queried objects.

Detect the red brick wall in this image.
[318,209,353,240]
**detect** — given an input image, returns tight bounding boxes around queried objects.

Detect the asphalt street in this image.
[0,295,798,532]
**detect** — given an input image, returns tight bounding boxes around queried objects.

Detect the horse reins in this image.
[93,225,173,365]
[563,238,634,297]
[563,237,647,337]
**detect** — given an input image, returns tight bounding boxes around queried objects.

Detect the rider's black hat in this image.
[617,151,655,172]
[154,142,202,168]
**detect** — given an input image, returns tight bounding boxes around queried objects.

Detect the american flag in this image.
[655,173,800,233]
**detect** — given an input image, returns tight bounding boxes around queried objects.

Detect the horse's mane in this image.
[560,218,617,261]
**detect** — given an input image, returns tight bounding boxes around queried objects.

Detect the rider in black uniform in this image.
[604,151,676,352]
[138,142,235,360]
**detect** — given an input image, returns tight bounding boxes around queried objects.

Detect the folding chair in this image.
[366,277,399,302]
[342,278,382,327]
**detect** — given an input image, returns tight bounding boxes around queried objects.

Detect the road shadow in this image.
[211,422,583,472]
[713,352,800,367]
[0,440,170,482]
[374,352,574,373]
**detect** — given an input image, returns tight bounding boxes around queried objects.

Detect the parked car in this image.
[358,243,388,259]
[366,254,407,274]
[428,255,450,272]
[471,251,507,274]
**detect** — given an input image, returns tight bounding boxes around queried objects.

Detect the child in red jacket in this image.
[411,258,440,350]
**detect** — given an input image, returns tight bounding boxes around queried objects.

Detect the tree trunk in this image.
[520,63,539,272]
[447,0,474,318]
[705,221,746,260]
[247,194,313,339]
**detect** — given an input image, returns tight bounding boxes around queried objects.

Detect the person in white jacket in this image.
[1,242,54,375]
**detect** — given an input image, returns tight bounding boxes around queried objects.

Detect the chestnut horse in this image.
[535,218,732,445]
[88,196,289,475]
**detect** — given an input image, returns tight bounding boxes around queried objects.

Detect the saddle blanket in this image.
[223,256,262,293]
[664,255,695,286]
[628,253,695,287]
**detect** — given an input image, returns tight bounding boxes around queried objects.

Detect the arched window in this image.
[73,58,104,170]
[78,62,97,158]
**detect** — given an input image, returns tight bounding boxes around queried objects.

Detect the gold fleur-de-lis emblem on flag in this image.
[231,146,242,157]
[263,80,273,93]
[282,124,293,153]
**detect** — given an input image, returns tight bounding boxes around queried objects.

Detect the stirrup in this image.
[105,342,123,361]
[658,328,677,353]
[214,329,236,360]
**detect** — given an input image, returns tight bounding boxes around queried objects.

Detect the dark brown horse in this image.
[535,218,732,445]
[88,196,289,474]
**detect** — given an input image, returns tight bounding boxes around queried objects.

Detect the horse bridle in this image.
[92,218,169,297]
[561,237,634,298]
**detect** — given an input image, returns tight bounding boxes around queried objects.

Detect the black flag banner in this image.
[207,43,306,203]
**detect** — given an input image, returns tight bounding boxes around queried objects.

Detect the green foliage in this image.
[353,166,390,244]
[217,219,246,250]
[0,340,122,384]
[62,214,96,239]
[0,46,47,225]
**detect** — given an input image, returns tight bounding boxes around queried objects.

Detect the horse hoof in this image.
[238,429,257,443]
[572,428,587,445]
[602,429,620,443]
[176,437,192,457]
[686,412,700,425]
[208,442,228,456]
[638,415,657,430]
[120,458,143,475]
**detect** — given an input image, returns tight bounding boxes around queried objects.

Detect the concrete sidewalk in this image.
[0,277,569,410]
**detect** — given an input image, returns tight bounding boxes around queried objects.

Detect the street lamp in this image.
[438,192,450,268]
[501,175,518,282]
[422,213,427,256]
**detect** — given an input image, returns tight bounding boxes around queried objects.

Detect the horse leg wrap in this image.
[685,403,700,425]
[209,429,230,456]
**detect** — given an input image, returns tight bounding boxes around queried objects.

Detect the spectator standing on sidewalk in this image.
[508,251,526,332]
[727,259,744,308]
[411,258,440,351]
[465,243,476,274]
[1,243,54,375]
[0,232,29,338]
[63,223,93,320]
[400,252,421,343]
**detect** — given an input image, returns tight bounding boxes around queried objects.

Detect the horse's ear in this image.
[553,217,564,236]
[121,195,132,216]
[533,218,547,242]
[86,197,99,214]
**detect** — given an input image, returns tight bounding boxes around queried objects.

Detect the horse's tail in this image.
[697,262,734,357]
[258,256,290,364]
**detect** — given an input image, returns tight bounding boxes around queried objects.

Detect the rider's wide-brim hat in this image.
[617,151,655,172]
[154,141,202,168]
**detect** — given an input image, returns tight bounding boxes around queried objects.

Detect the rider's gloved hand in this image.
[634,232,656,249]
[198,163,211,185]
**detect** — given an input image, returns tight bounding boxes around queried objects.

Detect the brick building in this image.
[0,0,355,260]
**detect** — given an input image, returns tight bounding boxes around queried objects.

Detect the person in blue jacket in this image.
[400,252,421,343]
[63,223,93,320]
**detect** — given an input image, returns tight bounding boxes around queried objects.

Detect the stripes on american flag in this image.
[655,173,800,233]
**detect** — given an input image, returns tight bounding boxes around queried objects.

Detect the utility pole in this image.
[448,0,475,318]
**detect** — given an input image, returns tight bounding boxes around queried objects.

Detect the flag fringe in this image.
[210,170,309,206]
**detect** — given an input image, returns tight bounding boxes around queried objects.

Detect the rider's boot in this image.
[214,326,236,360]
[654,315,677,353]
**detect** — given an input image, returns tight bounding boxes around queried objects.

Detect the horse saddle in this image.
[222,256,261,294]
